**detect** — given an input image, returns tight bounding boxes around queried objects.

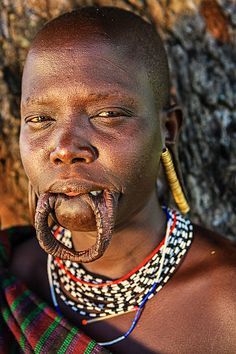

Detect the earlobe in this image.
[162,104,183,146]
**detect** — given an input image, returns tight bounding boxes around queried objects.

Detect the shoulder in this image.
[0,225,36,266]
[193,224,236,302]
[8,227,48,290]
[184,224,236,296]
[181,224,236,350]
[189,224,236,277]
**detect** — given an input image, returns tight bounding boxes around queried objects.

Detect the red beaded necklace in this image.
[54,212,177,287]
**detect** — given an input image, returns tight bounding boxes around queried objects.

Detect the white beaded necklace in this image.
[48,207,193,346]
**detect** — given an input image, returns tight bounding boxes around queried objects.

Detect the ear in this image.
[160,104,183,146]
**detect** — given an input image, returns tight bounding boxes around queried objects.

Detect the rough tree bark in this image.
[0,0,235,239]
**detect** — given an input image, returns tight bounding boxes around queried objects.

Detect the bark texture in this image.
[0,0,235,239]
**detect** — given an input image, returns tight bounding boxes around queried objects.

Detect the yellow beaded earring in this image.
[161,147,190,214]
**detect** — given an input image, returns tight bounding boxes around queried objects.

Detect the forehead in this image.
[21,41,154,113]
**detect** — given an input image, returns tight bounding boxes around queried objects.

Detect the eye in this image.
[26,115,52,123]
[90,108,133,127]
[97,111,123,118]
[25,115,55,129]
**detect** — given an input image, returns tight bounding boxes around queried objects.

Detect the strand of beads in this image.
[47,207,193,346]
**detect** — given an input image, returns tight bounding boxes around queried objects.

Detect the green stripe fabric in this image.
[2,306,12,322]
[21,302,47,332]
[57,327,78,354]
[10,289,31,312]
[84,341,98,354]
[34,316,61,353]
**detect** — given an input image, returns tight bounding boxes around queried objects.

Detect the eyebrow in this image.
[22,91,139,109]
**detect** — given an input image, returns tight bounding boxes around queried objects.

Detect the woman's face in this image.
[20,38,164,232]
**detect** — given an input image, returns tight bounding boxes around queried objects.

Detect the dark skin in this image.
[9,9,236,354]
[20,36,168,276]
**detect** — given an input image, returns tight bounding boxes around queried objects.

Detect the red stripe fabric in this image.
[0,228,107,353]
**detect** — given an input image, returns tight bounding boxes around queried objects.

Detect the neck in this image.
[71,192,167,279]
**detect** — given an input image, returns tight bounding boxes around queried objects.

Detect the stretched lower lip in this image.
[34,189,120,262]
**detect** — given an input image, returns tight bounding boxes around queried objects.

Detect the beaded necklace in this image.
[48,207,193,346]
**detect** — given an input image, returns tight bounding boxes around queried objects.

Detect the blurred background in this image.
[0,0,235,240]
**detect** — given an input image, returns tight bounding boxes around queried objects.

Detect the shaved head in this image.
[28,6,170,109]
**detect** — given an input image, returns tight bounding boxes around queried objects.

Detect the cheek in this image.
[124,140,160,191]
[20,131,31,175]
[19,131,47,185]
[98,126,162,190]
[101,130,162,222]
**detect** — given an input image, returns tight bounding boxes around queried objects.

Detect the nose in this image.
[50,139,98,165]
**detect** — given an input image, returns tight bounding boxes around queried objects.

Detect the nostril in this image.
[54,158,63,165]
[52,156,89,165]
[50,146,97,165]
[71,157,86,164]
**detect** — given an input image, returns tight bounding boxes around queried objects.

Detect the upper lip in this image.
[46,179,110,196]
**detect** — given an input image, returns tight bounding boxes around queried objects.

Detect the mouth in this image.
[34,185,120,263]
[61,190,104,198]
[63,189,103,197]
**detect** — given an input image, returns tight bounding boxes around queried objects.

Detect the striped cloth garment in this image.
[0,227,108,354]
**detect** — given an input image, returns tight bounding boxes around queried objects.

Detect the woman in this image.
[1,6,235,353]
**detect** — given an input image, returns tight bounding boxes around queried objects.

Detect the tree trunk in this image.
[0,0,235,239]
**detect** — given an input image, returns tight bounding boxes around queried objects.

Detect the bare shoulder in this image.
[178,224,236,350]
[189,224,236,276]
[184,224,236,296]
